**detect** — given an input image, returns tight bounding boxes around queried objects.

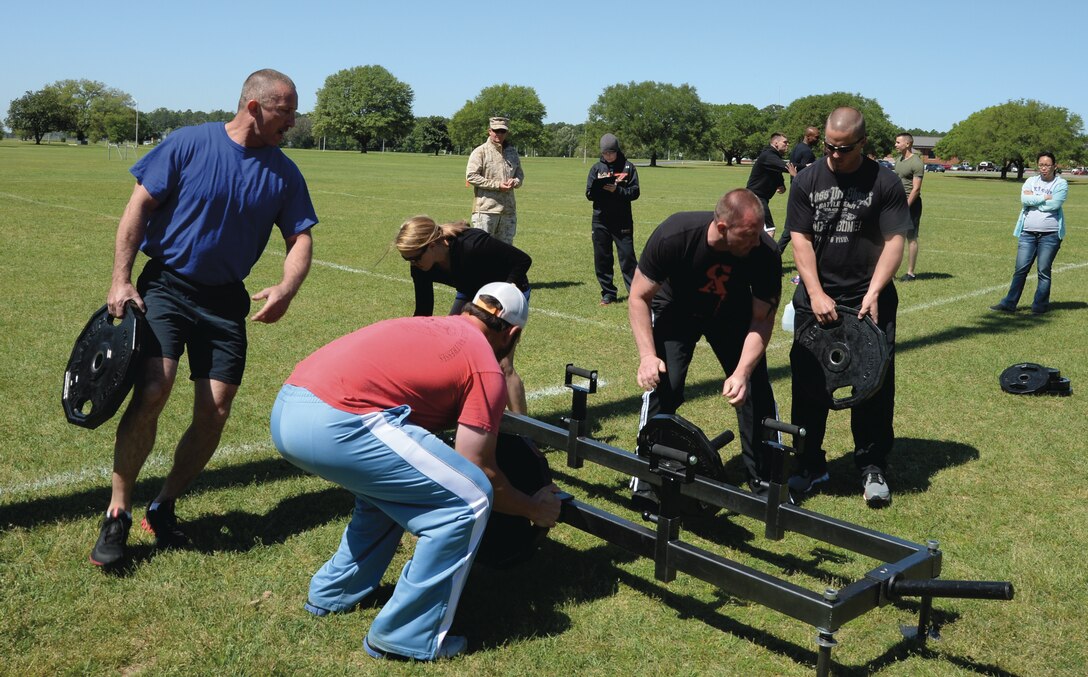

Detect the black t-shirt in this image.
[790,141,817,171]
[786,157,911,305]
[639,211,782,320]
[745,146,789,201]
[411,228,532,316]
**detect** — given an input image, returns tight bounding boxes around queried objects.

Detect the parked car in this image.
[878,159,894,170]
[960,163,975,171]
[925,163,946,172]
[1072,166,1088,175]
[978,161,998,171]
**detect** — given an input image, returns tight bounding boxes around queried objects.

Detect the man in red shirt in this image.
[271,283,561,660]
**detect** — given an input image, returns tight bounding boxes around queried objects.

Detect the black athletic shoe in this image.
[90,508,132,567]
[630,488,659,515]
[141,501,190,549]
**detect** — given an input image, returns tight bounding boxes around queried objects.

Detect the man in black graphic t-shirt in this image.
[786,106,910,508]
[629,189,782,495]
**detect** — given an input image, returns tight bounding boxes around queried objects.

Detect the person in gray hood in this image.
[586,133,640,305]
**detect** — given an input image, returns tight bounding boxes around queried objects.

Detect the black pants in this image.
[592,222,637,301]
[777,226,792,254]
[758,197,776,231]
[640,310,777,484]
[789,289,897,477]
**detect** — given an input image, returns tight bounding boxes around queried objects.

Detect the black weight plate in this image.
[1046,377,1071,396]
[795,306,890,410]
[999,363,1050,395]
[62,304,144,429]
[476,433,552,569]
[636,414,725,516]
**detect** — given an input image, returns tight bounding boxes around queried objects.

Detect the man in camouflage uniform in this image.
[466,116,524,245]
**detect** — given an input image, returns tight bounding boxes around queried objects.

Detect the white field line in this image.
[5,261,1084,500]
[898,259,1088,314]
[7,191,1085,499]
[298,254,632,333]
[0,443,272,500]
[22,261,1084,500]
[0,192,116,221]
[0,379,609,500]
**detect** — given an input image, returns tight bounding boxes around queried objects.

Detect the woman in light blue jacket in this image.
[990,151,1068,314]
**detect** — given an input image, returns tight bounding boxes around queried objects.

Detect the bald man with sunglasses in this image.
[785,107,911,508]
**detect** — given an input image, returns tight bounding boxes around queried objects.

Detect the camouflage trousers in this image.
[470,211,518,245]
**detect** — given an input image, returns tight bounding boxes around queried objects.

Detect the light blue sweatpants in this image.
[270,384,492,659]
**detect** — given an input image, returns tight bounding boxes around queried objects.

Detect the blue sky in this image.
[4,0,1085,134]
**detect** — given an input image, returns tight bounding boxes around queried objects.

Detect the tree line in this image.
[6,67,1085,174]
[4,78,235,145]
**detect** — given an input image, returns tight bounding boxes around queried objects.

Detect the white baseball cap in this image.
[472,282,528,328]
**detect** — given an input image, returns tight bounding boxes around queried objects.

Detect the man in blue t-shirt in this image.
[90,69,319,568]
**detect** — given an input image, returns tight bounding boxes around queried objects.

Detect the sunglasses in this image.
[403,247,428,264]
[824,139,861,154]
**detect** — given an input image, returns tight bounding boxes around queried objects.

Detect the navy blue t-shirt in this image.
[132,122,318,286]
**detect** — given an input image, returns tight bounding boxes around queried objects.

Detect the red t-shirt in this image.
[286,315,507,433]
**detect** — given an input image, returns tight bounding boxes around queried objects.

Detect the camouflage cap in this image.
[489,116,510,131]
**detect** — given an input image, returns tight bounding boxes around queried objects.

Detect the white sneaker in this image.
[863,472,891,507]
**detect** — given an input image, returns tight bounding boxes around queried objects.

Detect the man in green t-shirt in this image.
[893,132,925,281]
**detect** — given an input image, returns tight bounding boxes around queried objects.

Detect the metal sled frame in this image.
[500,365,1012,677]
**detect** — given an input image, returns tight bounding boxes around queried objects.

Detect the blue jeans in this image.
[999,231,1062,311]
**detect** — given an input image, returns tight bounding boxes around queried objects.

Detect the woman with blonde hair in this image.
[395,215,532,412]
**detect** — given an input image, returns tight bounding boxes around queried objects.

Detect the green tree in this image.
[6,88,68,144]
[905,127,944,136]
[587,81,707,167]
[777,92,897,157]
[146,107,186,139]
[935,100,1085,180]
[543,122,585,158]
[404,115,451,155]
[706,103,769,164]
[90,93,140,143]
[52,79,132,142]
[447,84,547,154]
[311,65,414,153]
[284,115,315,149]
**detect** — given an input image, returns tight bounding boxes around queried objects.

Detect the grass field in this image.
[1,141,1086,676]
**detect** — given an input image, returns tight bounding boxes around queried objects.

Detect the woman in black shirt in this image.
[395,216,532,413]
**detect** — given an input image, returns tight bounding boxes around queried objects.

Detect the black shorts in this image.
[906,197,923,239]
[136,260,250,384]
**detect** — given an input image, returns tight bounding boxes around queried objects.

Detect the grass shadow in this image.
[1047,300,1087,312]
[184,486,354,554]
[610,563,988,676]
[899,271,954,282]
[0,456,308,532]
[532,280,584,291]
[458,538,639,645]
[786,437,979,501]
